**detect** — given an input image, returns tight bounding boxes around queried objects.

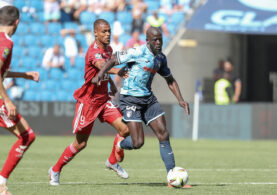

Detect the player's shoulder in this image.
[0,32,13,47]
[156,52,167,60]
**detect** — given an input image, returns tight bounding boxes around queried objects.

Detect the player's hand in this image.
[26,71,40,82]
[5,100,17,120]
[91,75,102,86]
[179,100,190,115]
[109,84,118,96]
[118,67,129,79]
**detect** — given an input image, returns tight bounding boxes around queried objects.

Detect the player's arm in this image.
[164,75,190,115]
[0,60,17,119]
[94,59,120,74]
[108,77,117,96]
[233,79,241,103]
[92,54,120,85]
[5,71,39,82]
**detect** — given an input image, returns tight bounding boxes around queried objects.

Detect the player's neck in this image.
[96,39,107,50]
[0,26,14,37]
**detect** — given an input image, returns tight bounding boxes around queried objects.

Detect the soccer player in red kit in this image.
[48,19,129,185]
[0,6,39,195]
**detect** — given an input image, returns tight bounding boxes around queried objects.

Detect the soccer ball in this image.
[167,167,189,187]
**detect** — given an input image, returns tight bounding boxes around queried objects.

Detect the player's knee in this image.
[76,141,87,151]
[120,126,129,137]
[133,139,144,149]
[157,130,169,142]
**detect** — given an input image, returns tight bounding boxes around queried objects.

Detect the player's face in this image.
[148,32,163,55]
[95,23,111,46]
[11,19,19,35]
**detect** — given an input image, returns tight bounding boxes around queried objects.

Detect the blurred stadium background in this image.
[0,1,277,194]
[0,0,276,140]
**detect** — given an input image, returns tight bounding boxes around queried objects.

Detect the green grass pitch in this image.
[0,135,277,195]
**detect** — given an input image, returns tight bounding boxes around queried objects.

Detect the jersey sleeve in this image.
[88,50,105,66]
[0,43,12,63]
[116,46,142,64]
[157,53,171,77]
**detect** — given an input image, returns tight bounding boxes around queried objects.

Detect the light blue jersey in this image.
[116,44,171,97]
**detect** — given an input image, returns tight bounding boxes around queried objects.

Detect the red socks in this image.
[0,128,36,178]
[52,144,79,172]
[108,135,118,165]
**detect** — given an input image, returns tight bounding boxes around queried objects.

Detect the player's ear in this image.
[14,19,19,27]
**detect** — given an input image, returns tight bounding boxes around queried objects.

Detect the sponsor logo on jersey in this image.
[126,105,136,112]
[126,110,132,118]
[95,53,102,59]
[119,50,127,55]
[143,66,157,74]
[2,48,10,59]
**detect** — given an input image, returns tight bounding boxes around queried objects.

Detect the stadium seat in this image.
[14,0,25,9]
[16,78,26,89]
[171,12,185,25]
[23,90,38,101]
[99,12,115,24]
[27,46,43,58]
[76,34,87,48]
[24,35,39,46]
[30,22,46,34]
[39,90,55,101]
[26,80,40,91]
[40,35,54,47]
[13,46,25,58]
[61,80,74,92]
[80,11,97,26]
[37,68,48,81]
[117,12,132,24]
[37,11,44,22]
[16,23,29,35]
[168,23,177,35]
[66,68,83,81]
[29,1,44,12]
[22,57,36,69]
[63,22,79,32]
[44,80,59,91]
[47,23,62,35]
[119,34,131,45]
[159,13,168,22]
[49,68,65,80]
[56,91,71,101]
[21,12,35,23]
[75,57,85,70]
[11,58,21,69]
[145,1,160,12]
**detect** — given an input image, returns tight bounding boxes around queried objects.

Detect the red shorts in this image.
[0,99,22,128]
[72,100,122,135]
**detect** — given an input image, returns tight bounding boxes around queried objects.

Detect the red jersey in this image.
[73,41,113,104]
[0,32,13,77]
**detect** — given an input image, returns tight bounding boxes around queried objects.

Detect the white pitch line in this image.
[15,168,277,172]
[10,181,277,185]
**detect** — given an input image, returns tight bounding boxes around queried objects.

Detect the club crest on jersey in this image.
[95,53,102,59]
[126,110,132,118]
[2,48,10,59]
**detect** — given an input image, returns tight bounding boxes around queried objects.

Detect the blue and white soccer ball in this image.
[167,167,189,187]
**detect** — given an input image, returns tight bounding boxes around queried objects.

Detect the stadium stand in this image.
[10,0,190,101]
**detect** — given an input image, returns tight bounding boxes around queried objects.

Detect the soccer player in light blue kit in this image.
[92,27,191,188]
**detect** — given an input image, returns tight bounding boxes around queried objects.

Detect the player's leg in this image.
[117,95,145,150]
[144,95,175,173]
[0,117,36,192]
[99,102,129,178]
[49,101,93,185]
[49,131,91,186]
[148,115,175,173]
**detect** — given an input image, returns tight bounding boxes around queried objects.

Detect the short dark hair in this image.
[0,6,20,26]
[94,19,109,31]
